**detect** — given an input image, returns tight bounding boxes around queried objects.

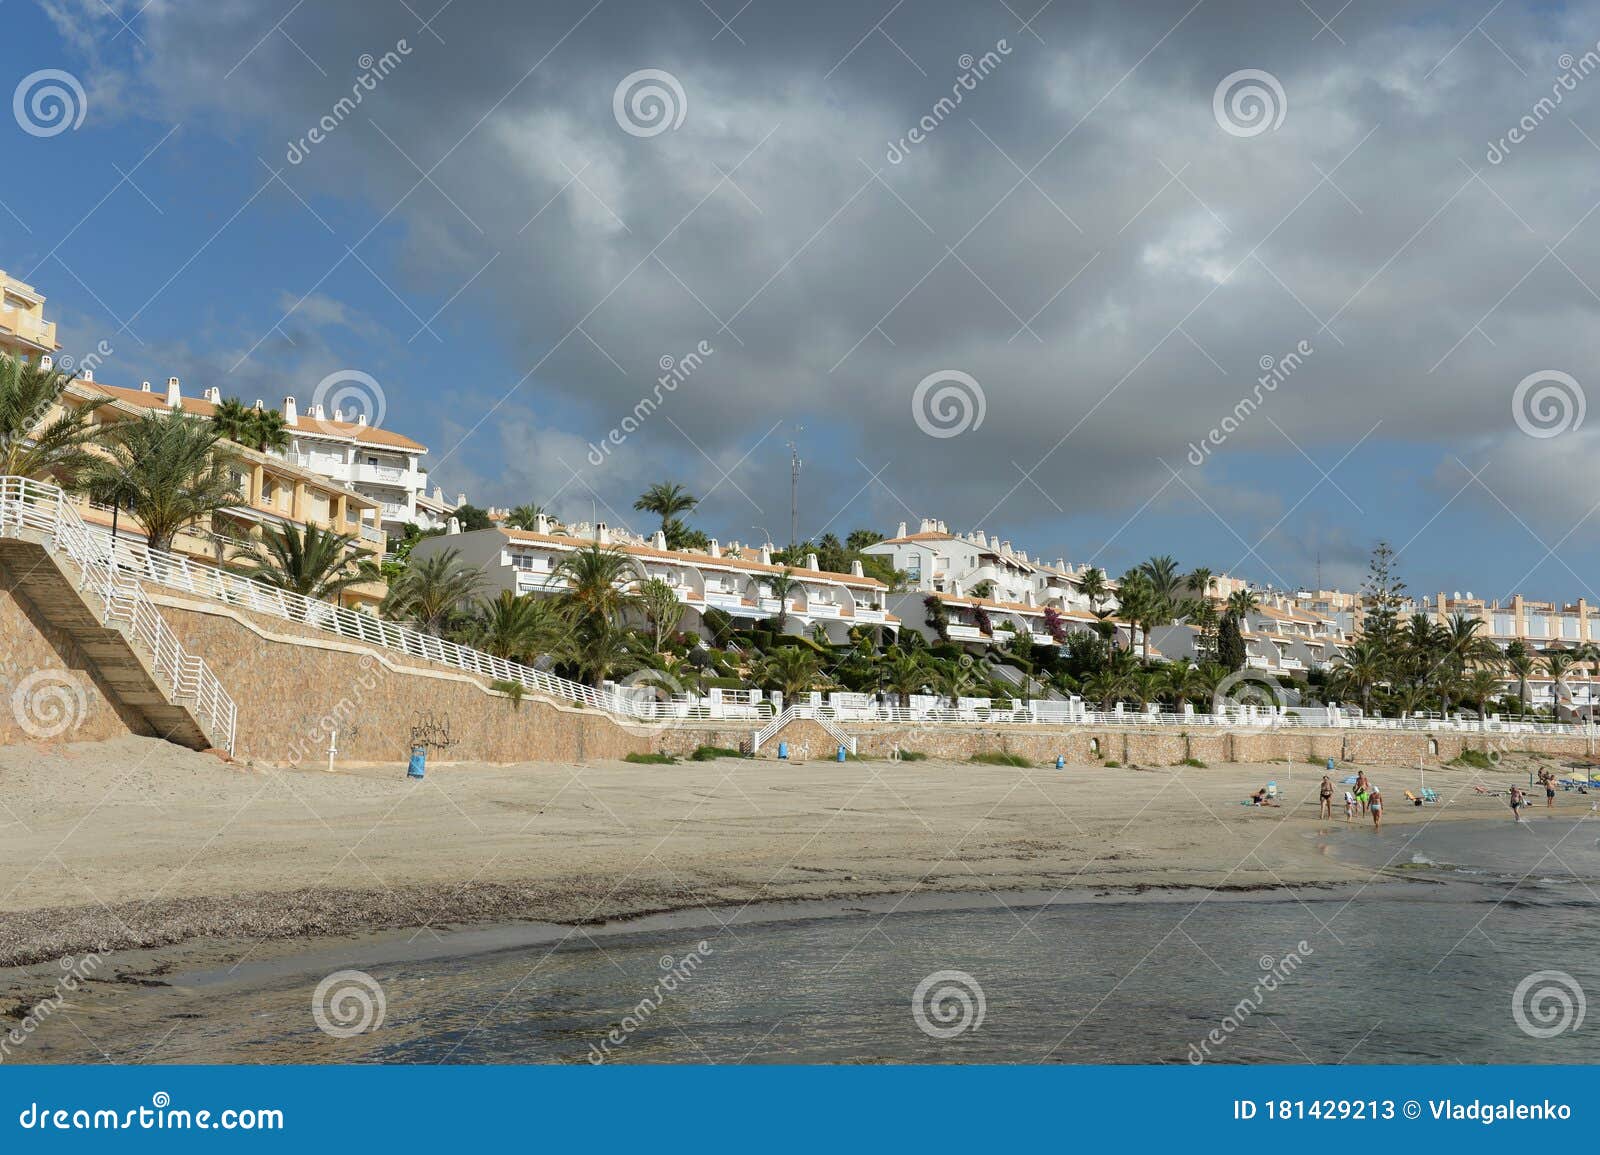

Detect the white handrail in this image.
[751,705,857,754]
[0,477,237,753]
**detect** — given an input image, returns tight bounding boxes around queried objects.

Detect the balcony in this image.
[853,607,886,622]
[354,462,411,486]
[947,624,986,640]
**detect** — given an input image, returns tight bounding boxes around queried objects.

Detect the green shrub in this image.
[1179,757,1206,768]
[689,745,745,761]
[489,679,525,709]
[1449,750,1496,770]
[624,752,678,765]
[896,750,929,762]
[1104,759,1122,768]
[1306,754,1325,765]
[970,751,1032,767]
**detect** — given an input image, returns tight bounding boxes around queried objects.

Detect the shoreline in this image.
[1,735,1571,977]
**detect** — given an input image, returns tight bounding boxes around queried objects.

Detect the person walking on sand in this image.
[1319,775,1334,819]
[1355,771,1371,814]
[1539,767,1556,809]
[1509,784,1525,822]
[1369,787,1383,830]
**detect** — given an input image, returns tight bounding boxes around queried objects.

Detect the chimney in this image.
[80,368,92,381]
[252,398,263,410]
[937,520,947,533]
[896,521,907,538]
[851,559,864,577]
[447,516,460,534]
[311,403,325,420]
[709,538,721,558]
[356,413,367,426]
[920,517,934,533]
[805,552,819,571]
[760,543,773,565]
[140,380,152,392]
[1001,540,1012,555]
[39,355,52,371]
[283,396,298,426]
[596,522,610,545]
[166,377,181,408]
[534,514,551,534]
[652,530,667,550]
[204,386,220,404]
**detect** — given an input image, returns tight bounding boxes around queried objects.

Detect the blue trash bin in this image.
[778,741,789,760]
[837,745,846,762]
[1056,755,1065,769]
[407,747,426,779]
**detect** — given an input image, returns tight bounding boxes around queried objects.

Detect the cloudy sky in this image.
[6,0,1600,601]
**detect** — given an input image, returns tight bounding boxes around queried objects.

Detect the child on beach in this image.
[1369,788,1383,830]
[1344,790,1357,821]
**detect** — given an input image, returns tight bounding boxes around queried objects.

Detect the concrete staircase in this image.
[0,479,235,752]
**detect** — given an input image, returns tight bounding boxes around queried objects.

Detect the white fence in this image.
[0,477,237,752]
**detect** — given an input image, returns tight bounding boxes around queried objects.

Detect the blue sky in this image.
[5,0,1600,605]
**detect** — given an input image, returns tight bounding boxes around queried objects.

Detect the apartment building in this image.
[52,373,389,609]
[414,521,899,643]
[0,269,60,362]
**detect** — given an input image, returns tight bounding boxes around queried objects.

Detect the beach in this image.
[0,735,1566,973]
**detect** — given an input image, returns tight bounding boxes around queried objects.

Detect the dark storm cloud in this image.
[45,0,1600,544]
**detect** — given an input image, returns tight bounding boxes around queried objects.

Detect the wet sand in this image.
[0,733,1566,981]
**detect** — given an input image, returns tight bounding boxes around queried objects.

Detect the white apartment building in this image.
[268,394,458,537]
[413,521,899,644]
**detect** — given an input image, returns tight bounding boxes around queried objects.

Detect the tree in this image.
[1217,612,1247,672]
[1138,554,1184,609]
[1545,649,1578,715]
[767,568,799,633]
[472,590,559,662]
[0,353,108,484]
[1462,669,1503,720]
[1186,567,1215,600]
[639,577,685,652]
[759,646,823,700]
[881,650,929,707]
[634,481,698,532]
[1360,540,1406,658]
[210,397,256,445]
[234,521,379,602]
[505,504,546,531]
[551,544,642,622]
[1503,642,1541,716]
[382,547,486,632]
[454,503,494,531]
[78,409,238,552]
[1115,571,1158,659]
[555,613,643,689]
[665,518,709,551]
[846,529,884,551]
[1329,637,1386,711]
[923,595,950,642]
[244,407,289,453]
[1078,566,1108,613]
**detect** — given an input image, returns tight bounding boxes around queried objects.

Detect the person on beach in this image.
[1539,767,1556,809]
[1249,786,1279,807]
[1319,775,1334,818]
[1344,790,1357,821]
[1509,784,1525,822]
[1369,788,1383,830]
[1354,772,1370,814]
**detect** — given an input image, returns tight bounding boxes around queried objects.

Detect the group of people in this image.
[1318,771,1383,829]
[1508,768,1560,822]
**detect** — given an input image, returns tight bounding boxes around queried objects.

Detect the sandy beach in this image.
[0,734,1565,976]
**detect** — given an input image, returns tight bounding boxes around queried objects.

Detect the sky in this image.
[4,0,1600,604]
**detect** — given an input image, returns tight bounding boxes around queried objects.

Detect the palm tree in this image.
[382,547,486,632]
[555,613,643,689]
[1186,566,1215,600]
[1116,572,1157,659]
[881,650,929,707]
[504,503,546,531]
[759,646,823,701]
[1503,641,1541,716]
[1078,566,1108,613]
[246,408,290,454]
[638,577,685,651]
[77,409,238,552]
[1225,589,1260,619]
[1139,554,1183,610]
[767,568,799,633]
[1462,669,1503,720]
[1330,637,1385,711]
[633,481,698,533]
[935,660,982,708]
[0,353,108,484]
[210,397,255,445]
[1544,649,1577,717]
[472,590,559,662]
[234,521,379,602]
[551,544,642,622]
